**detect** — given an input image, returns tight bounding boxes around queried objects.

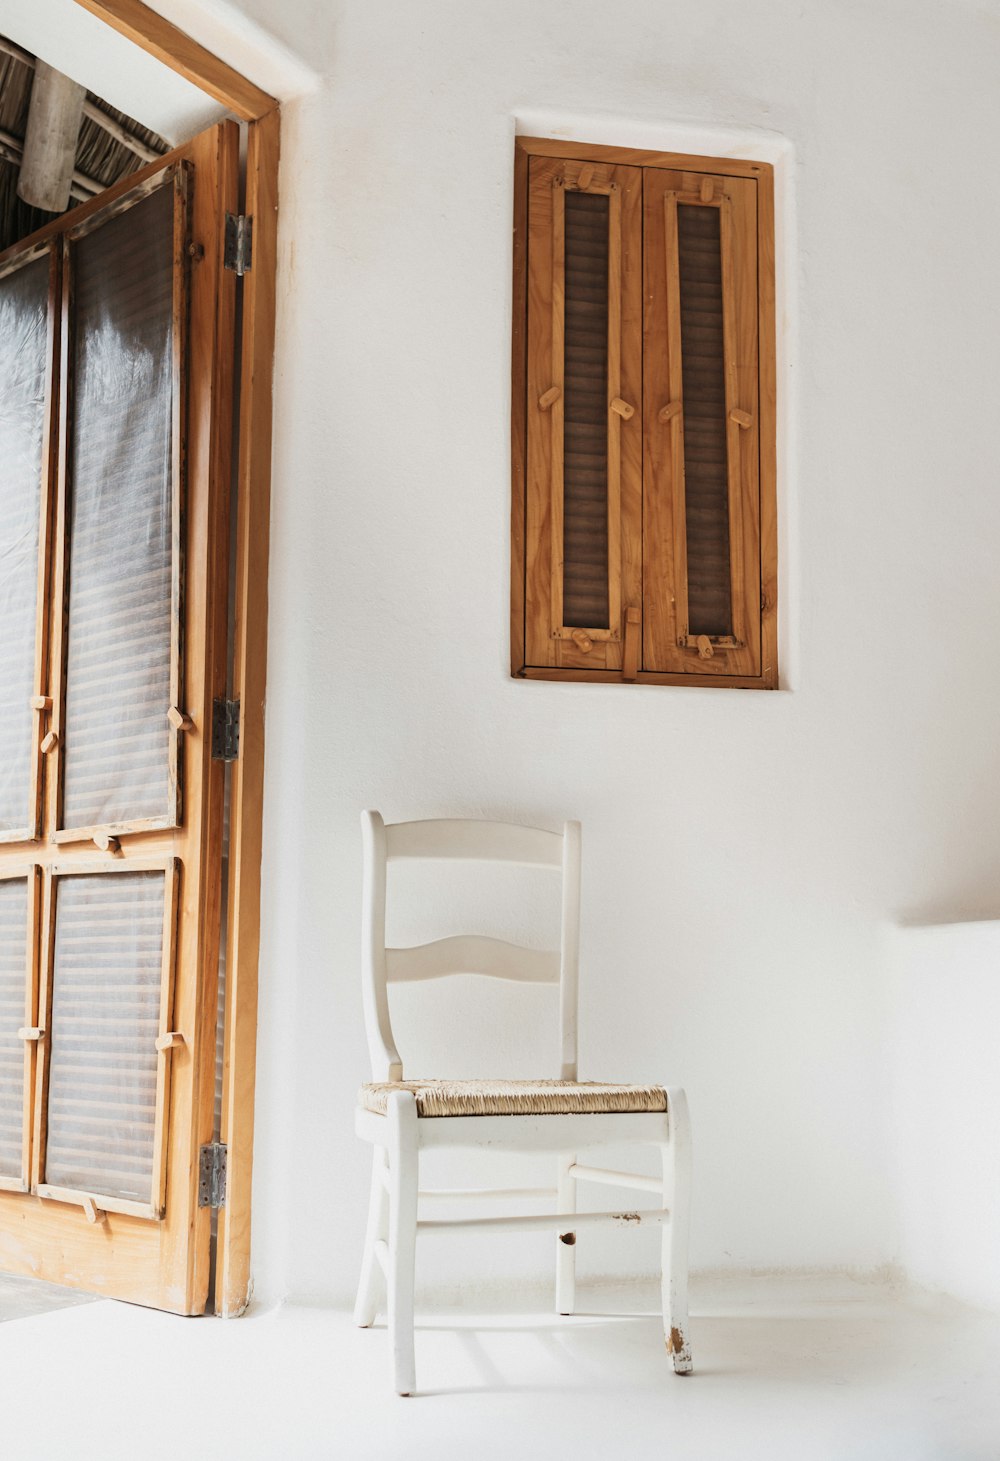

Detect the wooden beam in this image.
[71,0,278,121]
[215,104,279,1317]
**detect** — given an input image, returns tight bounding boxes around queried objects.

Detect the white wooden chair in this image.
[354,811,692,1395]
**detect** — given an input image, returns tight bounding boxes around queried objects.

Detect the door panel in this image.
[0,121,237,1314]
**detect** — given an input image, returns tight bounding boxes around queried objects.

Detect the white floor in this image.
[1,1272,998,1460]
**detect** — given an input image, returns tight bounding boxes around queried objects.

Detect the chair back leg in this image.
[661,1086,693,1373]
[354,1148,389,1327]
[555,1153,577,1314]
[387,1090,420,1395]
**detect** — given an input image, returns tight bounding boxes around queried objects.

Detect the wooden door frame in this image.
[72,0,279,1316]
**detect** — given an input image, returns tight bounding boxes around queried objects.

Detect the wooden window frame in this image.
[511,136,778,690]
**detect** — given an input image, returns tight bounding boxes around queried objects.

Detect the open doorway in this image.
[0,0,277,1320]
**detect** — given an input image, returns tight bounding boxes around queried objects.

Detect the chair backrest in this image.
[361,811,581,1082]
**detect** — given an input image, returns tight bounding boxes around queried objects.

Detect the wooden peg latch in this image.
[622,607,641,681]
[610,397,635,420]
[729,408,752,429]
[155,1031,186,1053]
[700,177,716,203]
[696,635,714,660]
[570,629,593,654]
[538,385,561,411]
[577,163,594,189]
[40,730,58,754]
[93,833,122,855]
[167,706,194,732]
[658,401,682,424]
[31,695,52,712]
[82,1196,106,1225]
[17,1026,43,1041]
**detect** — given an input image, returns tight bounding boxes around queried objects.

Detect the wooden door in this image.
[0,121,236,1313]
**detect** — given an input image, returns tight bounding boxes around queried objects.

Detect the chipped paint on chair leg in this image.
[662,1086,693,1374]
[387,1091,419,1395]
[354,1147,389,1326]
[555,1152,577,1314]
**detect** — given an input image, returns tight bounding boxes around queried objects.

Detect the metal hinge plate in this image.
[198,1142,228,1209]
[224,213,253,275]
[211,697,240,762]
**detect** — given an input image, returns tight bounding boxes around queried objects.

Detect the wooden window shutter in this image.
[513,139,777,688]
[642,167,761,678]
[524,155,642,672]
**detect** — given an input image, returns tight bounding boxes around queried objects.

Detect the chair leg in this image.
[386,1091,419,1395]
[662,1086,693,1374]
[354,1147,389,1327]
[555,1152,577,1315]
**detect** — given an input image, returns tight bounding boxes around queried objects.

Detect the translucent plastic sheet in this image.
[45,872,165,1202]
[62,184,175,830]
[0,879,28,1181]
[0,256,47,835]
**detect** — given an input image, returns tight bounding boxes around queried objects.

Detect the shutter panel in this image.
[525,155,641,671]
[56,172,186,838]
[0,246,55,840]
[643,168,761,677]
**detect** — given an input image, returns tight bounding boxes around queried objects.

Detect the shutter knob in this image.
[729,408,752,428]
[570,630,593,653]
[40,730,58,754]
[538,386,561,410]
[658,402,682,424]
[610,397,635,420]
[696,635,714,659]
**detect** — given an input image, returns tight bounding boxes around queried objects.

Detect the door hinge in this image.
[224,213,253,275]
[211,697,240,762]
[198,1142,228,1209]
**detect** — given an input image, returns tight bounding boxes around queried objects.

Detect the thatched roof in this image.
[0,36,169,254]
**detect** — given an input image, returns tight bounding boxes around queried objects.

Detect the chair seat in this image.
[359,1078,668,1118]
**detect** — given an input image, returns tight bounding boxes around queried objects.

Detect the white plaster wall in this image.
[887,921,1000,1312]
[153,0,1000,1307]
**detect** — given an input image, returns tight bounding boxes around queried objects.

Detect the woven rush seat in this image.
[359,1078,668,1119]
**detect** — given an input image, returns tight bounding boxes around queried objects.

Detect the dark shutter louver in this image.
[562,191,610,629]
[676,204,732,638]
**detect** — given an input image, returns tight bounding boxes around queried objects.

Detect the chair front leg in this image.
[354,1147,389,1327]
[555,1152,577,1315]
[662,1086,693,1374]
[387,1090,419,1395]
